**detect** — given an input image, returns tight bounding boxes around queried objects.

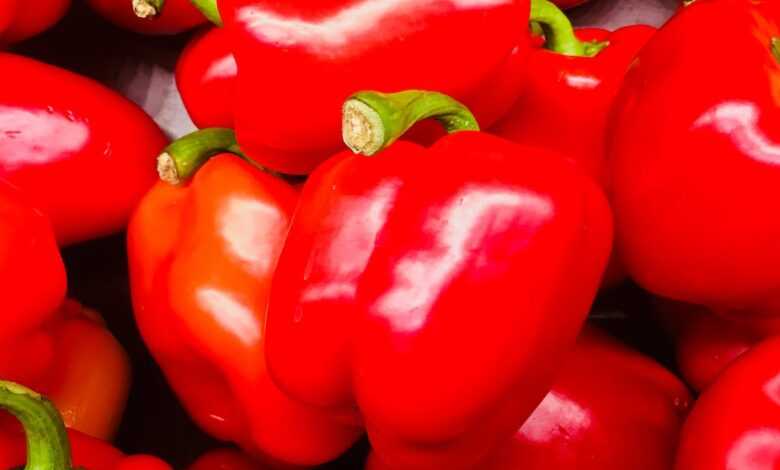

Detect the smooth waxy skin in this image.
[218,0,531,174]
[176,27,236,129]
[493,25,655,186]
[0,53,166,245]
[128,155,362,465]
[676,338,780,469]
[0,0,70,44]
[266,132,613,469]
[86,0,206,34]
[609,0,780,315]
[367,327,691,470]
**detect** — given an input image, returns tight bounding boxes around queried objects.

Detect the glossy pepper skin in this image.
[367,327,691,470]
[0,0,70,44]
[176,27,236,129]
[205,0,531,174]
[128,135,362,466]
[0,381,171,470]
[492,5,655,186]
[675,337,780,469]
[609,0,780,317]
[266,91,613,470]
[0,53,167,245]
[85,0,206,35]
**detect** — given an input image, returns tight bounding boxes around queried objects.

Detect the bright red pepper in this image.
[128,130,362,466]
[188,449,263,470]
[0,381,171,470]
[675,337,780,469]
[0,0,70,44]
[492,1,654,186]
[176,27,236,129]
[85,0,206,35]
[187,0,532,175]
[265,91,612,469]
[367,326,691,470]
[609,0,780,317]
[0,52,167,245]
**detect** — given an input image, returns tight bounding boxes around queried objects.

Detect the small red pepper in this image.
[0,0,70,44]
[493,0,654,186]
[188,449,263,470]
[128,130,362,466]
[367,327,691,470]
[675,337,780,469]
[609,0,780,317]
[0,381,171,470]
[85,0,206,35]
[188,0,532,174]
[0,52,167,245]
[265,90,612,469]
[176,27,236,129]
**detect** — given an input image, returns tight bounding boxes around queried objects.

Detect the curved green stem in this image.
[132,0,164,18]
[342,90,479,156]
[772,37,780,64]
[157,128,245,184]
[530,0,607,57]
[189,0,222,26]
[0,381,72,470]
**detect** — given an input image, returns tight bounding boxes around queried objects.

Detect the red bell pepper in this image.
[0,0,70,44]
[265,90,613,469]
[128,130,362,466]
[675,337,780,469]
[187,0,532,174]
[493,0,654,186]
[0,52,167,245]
[85,0,206,34]
[176,27,236,129]
[188,449,263,470]
[0,181,131,440]
[609,0,780,317]
[367,326,691,470]
[0,381,171,470]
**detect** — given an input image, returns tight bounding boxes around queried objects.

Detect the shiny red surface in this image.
[493,26,654,186]
[0,53,166,245]
[266,132,613,469]
[609,0,780,316]
[128,155,362,466]
[86,0,206,34]
[219,0,531,174]
[367,327,691,470]
[176,27,236,129]
[676,337,780,469]
[0,0,71,44]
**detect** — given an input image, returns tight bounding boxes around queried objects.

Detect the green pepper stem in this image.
[0,381,72,470]
[132,0,164,18]
[189,0,222,26]
[772,37,780,64]
[342,90,479,156]
[157,128,246,185]
[530,0,608,57]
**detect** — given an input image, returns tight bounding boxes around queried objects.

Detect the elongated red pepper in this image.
[188,0,531,174]
[493,0,654,186]
[675,337,780,469]
[367,327,691,470]
[609,0,780,317]
[176,27,236,129]
[85,0,206,34]
[128,130,362,466]
[0,53,167,245]
[0,0,70,44]
[0,181,131,440]
[265,90,612,469]
[0,381,171,470]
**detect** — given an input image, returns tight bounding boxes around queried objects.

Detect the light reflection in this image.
[374,187,552,333]
[219,196,287,276]
[204,55,238,82]
[726,429,780,469]
[564,74,600,90]
[764,372,780,406]
[520,391,591,443]
[693,100,780,165]
[196,287,261,346]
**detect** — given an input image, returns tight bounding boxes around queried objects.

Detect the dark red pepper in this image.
[0,0,70,44]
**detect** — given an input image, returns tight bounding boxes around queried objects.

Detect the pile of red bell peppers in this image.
[1,0,780,468]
